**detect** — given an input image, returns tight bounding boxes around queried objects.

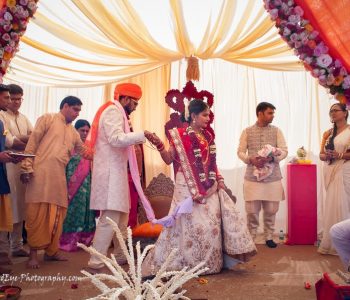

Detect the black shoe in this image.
[266,240,277,248]
[142,275,155,282]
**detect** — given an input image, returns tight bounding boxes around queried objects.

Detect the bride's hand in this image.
[144,130,153,141]
[193,193,204,203]
[218,181,226,190]
[144,131,162,145]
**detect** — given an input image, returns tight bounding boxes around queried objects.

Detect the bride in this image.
[143,99,256,275]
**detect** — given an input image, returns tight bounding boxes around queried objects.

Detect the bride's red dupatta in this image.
[169,127,217,197]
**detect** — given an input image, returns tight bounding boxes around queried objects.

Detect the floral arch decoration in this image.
[0,0,38,81]
[263,0,350,105]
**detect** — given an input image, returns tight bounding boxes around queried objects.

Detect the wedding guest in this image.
[59,119,96,252]
[21,96,85,269]
[330,219,350,271]
[0,84,32,260]
[319,103,350,255]
[0,84,25,274]
[237,102,287,248]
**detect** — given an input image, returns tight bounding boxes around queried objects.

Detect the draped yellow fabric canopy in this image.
[4,0,302,87]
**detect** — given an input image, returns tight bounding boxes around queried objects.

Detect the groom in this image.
[87,83,153,273]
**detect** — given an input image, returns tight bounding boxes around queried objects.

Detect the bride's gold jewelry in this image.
[195,132,207,145]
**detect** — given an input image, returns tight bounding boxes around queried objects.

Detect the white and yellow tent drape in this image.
[6,0,301,87]
[3,0,334,236]
[3,0,302,182]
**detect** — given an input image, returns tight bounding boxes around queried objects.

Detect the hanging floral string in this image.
[263,0,350,105]
[0,0,39,81]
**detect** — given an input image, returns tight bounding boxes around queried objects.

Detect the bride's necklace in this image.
[195,131,207,146]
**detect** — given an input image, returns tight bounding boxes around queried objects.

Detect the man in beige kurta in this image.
[21,96,84,268]
[237,102,287,248]
[0,84,33,259]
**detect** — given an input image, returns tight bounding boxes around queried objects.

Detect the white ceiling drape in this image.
[5,0,301,87]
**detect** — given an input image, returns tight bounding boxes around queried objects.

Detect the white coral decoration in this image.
[78,217,208,300]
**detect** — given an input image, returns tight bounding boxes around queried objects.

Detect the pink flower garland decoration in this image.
[0,0,38,80]
[264,0,350,105]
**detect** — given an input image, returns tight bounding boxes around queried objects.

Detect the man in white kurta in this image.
[0,84,32,258]
[237,102,287,248]
[88,83,147,271]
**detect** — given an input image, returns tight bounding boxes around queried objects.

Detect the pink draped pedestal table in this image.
[286,164,317,245]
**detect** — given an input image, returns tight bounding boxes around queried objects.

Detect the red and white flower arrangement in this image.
[0,0,38,80]
[164,81,215,139]
[264,0,350,105]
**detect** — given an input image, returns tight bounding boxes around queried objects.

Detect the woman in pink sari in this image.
[59,119,96,252]
[143,99,256,275]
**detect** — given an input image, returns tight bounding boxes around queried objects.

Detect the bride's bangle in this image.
[156,143,165,151]
[217,177,224,183]
[338,152,344,159]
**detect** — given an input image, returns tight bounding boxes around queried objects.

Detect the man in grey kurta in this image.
[237,102,287,248]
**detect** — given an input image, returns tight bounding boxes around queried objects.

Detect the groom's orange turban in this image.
[114,83,142,101]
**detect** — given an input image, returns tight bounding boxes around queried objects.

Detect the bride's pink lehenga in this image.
[143,127,257,275]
